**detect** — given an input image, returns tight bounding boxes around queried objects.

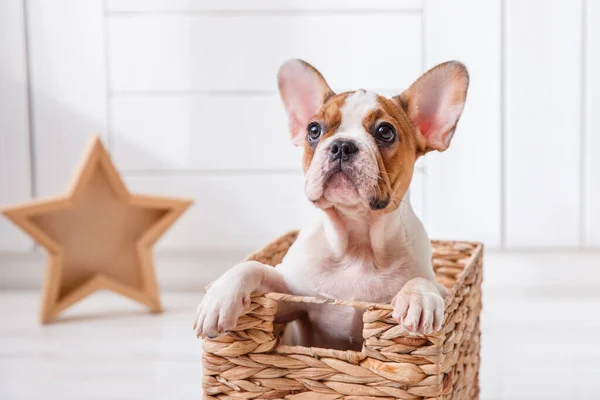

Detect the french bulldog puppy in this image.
[194,59,469,350]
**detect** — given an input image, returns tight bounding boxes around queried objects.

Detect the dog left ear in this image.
[396,61,469,152]
[278,59,334,147]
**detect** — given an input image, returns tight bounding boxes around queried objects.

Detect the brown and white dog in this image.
[194,59,469,350]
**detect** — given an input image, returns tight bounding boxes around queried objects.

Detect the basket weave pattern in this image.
[202,231,483,400]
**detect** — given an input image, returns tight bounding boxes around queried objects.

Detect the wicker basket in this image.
[202,231,483,400]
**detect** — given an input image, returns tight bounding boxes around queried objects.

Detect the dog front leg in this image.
[194,261,298,338]
[391,277,446,335]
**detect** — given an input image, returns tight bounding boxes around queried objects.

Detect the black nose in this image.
[329,139,358,162]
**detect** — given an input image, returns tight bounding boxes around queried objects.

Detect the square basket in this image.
[202,231,483,400]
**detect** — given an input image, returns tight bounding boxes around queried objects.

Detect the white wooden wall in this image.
[1,0,598,272]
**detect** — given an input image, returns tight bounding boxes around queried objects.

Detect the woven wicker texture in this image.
[202,231,483,400]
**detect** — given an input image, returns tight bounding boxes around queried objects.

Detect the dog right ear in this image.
[278,59,334,147]
[395,61,469,153]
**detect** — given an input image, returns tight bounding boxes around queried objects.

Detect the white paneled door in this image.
[505,0,582,248]
[26,0,108,198]
[586,0,600,247]
[108,14,422,92]
[424,0,502,247]
[1,0,598,263]
[111,95,302,171]
[0,0,32,252]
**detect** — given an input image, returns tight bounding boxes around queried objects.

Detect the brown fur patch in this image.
[301,92,351,172]
[371,96,421,212]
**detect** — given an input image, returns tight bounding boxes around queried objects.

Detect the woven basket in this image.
[202,231,483,400]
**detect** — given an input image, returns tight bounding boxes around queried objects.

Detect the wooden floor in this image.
[0,283,599,399]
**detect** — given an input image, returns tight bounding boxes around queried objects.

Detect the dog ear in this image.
[396,61,469,152]
[278,59,334,147]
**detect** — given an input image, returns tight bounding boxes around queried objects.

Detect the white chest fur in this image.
[276,199,434,349]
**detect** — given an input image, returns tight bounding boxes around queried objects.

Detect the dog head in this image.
[278,59,469,212]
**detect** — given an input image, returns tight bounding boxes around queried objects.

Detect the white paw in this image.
[392,287,445,335]
[193,283,251,339]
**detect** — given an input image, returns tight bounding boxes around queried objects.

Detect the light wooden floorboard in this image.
[0,287,598,399]
[0,292,204,400]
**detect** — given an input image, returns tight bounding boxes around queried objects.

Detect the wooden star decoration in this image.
[1,135,193,324]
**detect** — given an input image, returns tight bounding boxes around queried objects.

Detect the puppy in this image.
[194,59,469,350]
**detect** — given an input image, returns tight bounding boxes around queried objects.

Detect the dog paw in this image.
[391,280,445,335]
[193,283,251,339]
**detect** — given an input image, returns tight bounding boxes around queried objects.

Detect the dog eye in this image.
[375,123,396,142]
[307,122,322,142]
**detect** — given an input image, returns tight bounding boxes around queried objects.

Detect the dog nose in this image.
[329,139,358,162]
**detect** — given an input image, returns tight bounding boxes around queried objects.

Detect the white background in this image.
[1,0,599,288]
